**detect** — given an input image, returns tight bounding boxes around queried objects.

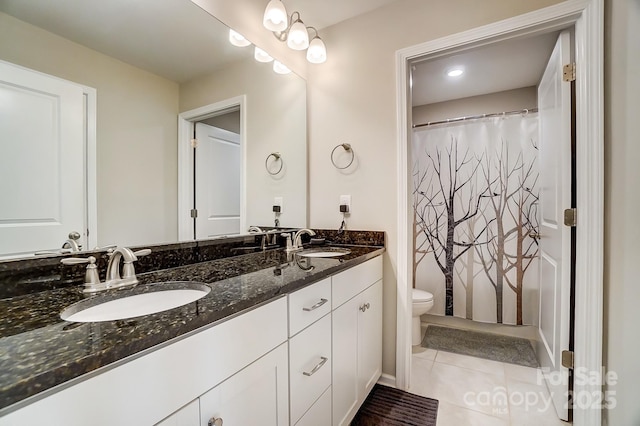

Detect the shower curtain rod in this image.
[412,107,539,128]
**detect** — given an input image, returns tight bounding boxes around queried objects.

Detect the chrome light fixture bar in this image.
[262,1,327,64]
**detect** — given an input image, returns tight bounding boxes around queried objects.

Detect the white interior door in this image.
[537,30,572,421]
[195,122,241,239]
[0,60,85,257]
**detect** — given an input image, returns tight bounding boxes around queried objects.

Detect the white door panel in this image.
[195,123,241,238]
[0,60,85,256]
[537,31,572,421]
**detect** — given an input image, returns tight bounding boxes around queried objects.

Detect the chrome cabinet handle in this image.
[359,302,371,312]
[303,356,328,376]
[208,417,223,426]
[303,298,328,312]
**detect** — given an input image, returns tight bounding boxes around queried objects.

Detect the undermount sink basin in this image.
[298,248,351,258]
[61,281,211,323]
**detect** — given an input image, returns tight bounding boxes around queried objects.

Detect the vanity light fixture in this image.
[229,29,251,47]
[273,60,292,75]
[254,46,274,63]
[262,2,327,64]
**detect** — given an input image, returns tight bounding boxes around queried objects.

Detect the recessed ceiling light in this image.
[447,68,464,77]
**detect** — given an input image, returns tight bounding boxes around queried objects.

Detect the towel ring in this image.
[331,143,354,169]
[265,152,283,175]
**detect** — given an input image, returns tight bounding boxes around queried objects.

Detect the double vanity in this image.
[0,230,384,425]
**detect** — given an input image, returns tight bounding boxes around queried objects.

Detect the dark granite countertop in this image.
[0,244,384,414]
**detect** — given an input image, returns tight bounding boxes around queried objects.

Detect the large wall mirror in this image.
[0,0,307,259]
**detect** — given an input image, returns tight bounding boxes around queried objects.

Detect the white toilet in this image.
[412,288,434,345]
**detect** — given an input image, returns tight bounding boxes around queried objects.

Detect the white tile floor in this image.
[409,346,571,426]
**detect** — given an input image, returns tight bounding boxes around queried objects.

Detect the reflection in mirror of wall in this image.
[0,0,307,259]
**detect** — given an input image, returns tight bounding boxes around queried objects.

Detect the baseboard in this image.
[377,373,396,388]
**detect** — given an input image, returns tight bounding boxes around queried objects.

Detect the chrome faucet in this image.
[105,247,151,289]
[291,229,316,251]
[61,246,151,293]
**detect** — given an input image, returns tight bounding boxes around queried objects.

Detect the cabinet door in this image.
[357,280,383,399]
[331,296,359,426]
[156,399,199,426]
[199,343,289,426]
[295,386,332,426]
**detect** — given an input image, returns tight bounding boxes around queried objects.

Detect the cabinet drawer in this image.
[289,314,332,424]
[332,256,382,308]
[288,277,331,337]
[295,386,332,426]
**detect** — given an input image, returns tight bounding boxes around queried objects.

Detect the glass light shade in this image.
[254,47,273,63]
[287,20,309,50]
[263,0,288,32]
[306,37,327,64]
[229,29,251,47]
[273,60,292,75]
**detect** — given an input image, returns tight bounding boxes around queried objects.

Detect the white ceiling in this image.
[411,32,559,106]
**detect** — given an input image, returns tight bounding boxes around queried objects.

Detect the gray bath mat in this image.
[421,325,538,368]
[352,384,438,426]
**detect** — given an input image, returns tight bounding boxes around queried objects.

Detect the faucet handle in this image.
[281,233,293,251]
[60,256,95,266]
[133,248,151,258]
[61,256,102,293]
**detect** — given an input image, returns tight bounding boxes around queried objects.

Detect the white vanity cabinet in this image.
[1,297,288,426]
[331,257,383,426]
[1,254,384,426]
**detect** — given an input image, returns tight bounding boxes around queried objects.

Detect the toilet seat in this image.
[412,288,433,303]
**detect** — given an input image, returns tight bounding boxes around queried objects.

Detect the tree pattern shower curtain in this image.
[412,113,540,325]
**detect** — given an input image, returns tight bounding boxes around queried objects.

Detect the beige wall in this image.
[412,86,537,125]
[604,0,639,424]
[0,11,180,247]
[306,0,565,378]
[180,58,307,229]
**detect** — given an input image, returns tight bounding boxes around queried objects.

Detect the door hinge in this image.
[563,63,576,82]
[190,209,198,218]
[562,350,574,369]
[564,208,577,227]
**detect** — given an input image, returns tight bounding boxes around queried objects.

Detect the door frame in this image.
[394,1,603,425]
[177,96,247,241]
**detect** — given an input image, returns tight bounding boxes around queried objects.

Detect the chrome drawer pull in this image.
[303,298,328,312]
[208,417,223,426]
[359,302,370,312]
[303,356,328,376]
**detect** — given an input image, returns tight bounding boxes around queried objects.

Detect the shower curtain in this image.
[412,113,539,325]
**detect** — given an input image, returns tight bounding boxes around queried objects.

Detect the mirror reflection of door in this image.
[0,60,88,258]
[194,110,241,239]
